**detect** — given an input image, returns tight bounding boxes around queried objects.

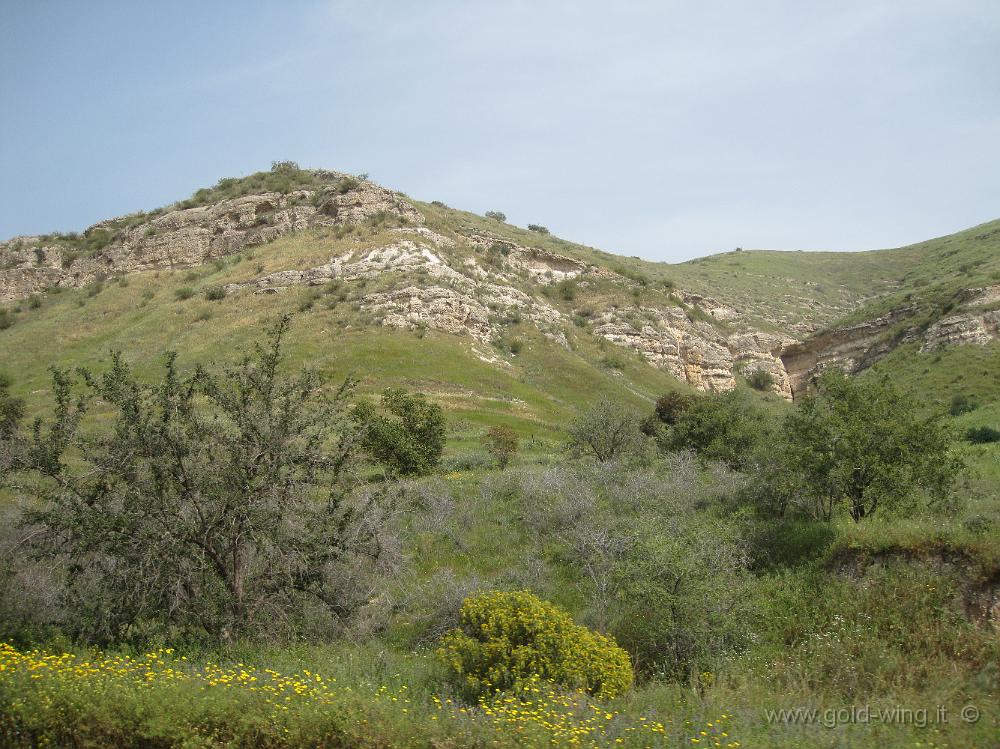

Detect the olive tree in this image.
[3,316,391,644]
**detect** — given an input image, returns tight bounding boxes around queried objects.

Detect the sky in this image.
[2,1,999,262]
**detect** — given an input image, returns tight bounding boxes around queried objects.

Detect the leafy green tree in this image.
[783,370,960,521]
[354,388,446,476]
[3,316,387,644]
[661,389,769,469]
[482,425,519,469]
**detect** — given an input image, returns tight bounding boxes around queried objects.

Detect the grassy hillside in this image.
[0,223,690,460]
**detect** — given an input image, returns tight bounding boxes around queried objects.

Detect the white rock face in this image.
[922,310,1000,350]
[0,177,420,302]
[592,307,794,397]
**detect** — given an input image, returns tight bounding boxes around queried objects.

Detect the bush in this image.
[663,390,768,469]
[782,370,960,521]
[0,310,14,330]
[746,368,775,391]
[0,372,24,439]
[966,425,1000,444]
[483,425,519,469]
[204,285,226,301]
[568,400,645,463]
[354,388,446,476]
[653,391,693,426]
[485,211,506,222]
[174,287,195,301]
[950,393,979,416]
[437,590,633,699]
[527,224,549,234]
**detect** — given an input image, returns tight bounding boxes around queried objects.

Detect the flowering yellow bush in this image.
[436,590,634,699]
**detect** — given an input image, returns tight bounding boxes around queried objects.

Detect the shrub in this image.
[568,400,645,463]
[662,390,768,469]
[2,317,382,644]
[27,295,42,310]
[437,590,633,698]
[0,372,24,439]
[949,393,978,416]
[554,279,577,301]
[484,211,506,222]
[746,368,775,391]
[527,224,549,234]
[335,176,359,194]
[204,285,226,301]
[966,425,1000,444]
[483,425,519,469]
[354,388,446,476]
[174,287,195,301]
[653,391,693,426]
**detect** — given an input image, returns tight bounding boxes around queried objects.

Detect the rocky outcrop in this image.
[921,310,1000,351]
[782,285,1000,398]
[779,309,915,398]
[224,227,567,352]
[0,176,421,302]
[592,307,794,397]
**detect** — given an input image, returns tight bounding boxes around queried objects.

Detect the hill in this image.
[1,164,999,434]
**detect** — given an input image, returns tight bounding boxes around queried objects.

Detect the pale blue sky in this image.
[2,1,998,261]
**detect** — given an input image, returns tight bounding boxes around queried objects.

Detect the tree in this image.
[484,210,506,222]
[4,316,388,644]
[482,425,519,469]
[782,370,960,521]
[661,389,769,469]
[568,400,645,463]
[354,388,446,476]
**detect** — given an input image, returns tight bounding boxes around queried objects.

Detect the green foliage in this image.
[482,425,519,469]
[610,512,753,680]
[527,224,549,234]
[354,388,446,476]
[0,309,14,330]
[745,368,775,391]
[437,590,633,699]
[567,400,645,463]
[662,389,769,469]
[653,391,693,426]
[2,317,378,644]
[782,370,961,521]
[204,285,226,301]
[484,211,506,222]
[950,392,978,416]
[0,372,24,439]
[174,286,195,301]
[179,164,326,209]
[966,425,1000,444]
